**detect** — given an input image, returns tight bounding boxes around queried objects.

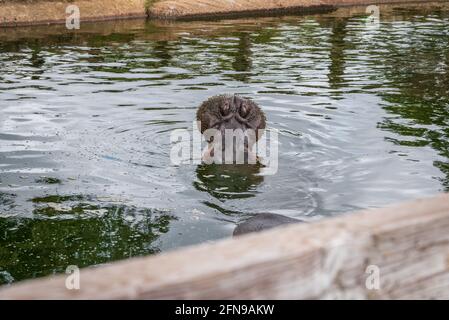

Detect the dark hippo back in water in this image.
[233,213,302,236]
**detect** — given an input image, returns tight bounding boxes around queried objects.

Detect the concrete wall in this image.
[0,0,445,27]
[0,0,147,26]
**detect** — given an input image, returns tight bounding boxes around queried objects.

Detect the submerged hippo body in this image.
[233,213,303,236]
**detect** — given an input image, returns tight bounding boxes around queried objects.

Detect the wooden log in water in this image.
[0,193,448,299]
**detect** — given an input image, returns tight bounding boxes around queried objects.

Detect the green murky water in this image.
[1,3,449,284]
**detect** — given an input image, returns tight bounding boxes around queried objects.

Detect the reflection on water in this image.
[1,2,449,284]
[194,164,264,200]
[0,200,174,284]
[325,18,348,92]
[377,24,449,189]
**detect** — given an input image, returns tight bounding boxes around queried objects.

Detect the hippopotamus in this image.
[196,94,266,164]
[233,213,303,236]
[196,94,304,236]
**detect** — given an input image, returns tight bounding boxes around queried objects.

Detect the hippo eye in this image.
[239,103,250,118]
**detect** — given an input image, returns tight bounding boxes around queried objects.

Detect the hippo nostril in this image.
[220,102,231,116]
[239,103,249,118]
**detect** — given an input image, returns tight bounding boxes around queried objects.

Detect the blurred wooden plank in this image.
[0,193,448,299]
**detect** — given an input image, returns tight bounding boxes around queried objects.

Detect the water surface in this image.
[1,3,449,284]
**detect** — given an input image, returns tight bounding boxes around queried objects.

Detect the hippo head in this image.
[196,94,266,164]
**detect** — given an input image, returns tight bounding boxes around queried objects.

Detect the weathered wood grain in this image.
[0,193,448,299]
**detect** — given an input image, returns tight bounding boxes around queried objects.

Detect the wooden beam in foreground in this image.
[1,194,449,299]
